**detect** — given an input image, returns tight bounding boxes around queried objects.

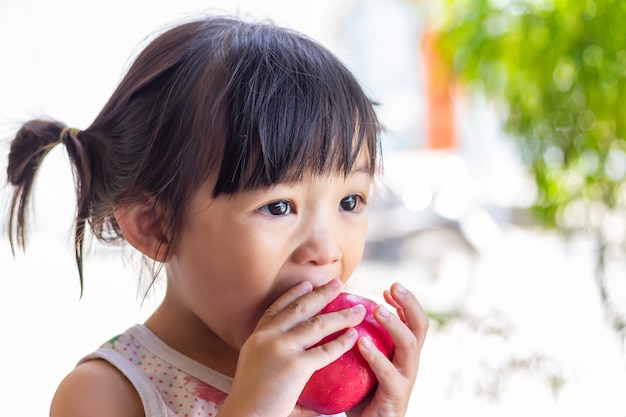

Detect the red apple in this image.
[297,292,394,415]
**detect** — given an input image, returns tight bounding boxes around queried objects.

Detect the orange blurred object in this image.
[422,28,457,150]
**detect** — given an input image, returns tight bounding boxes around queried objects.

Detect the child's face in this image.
[164,151,373,351]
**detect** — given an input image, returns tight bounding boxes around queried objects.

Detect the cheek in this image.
[339,217,369,281]
[349,214,369,248]
[205,244,283,335]
[170,234,273,336]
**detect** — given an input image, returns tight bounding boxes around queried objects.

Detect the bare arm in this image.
[50,359,144,417]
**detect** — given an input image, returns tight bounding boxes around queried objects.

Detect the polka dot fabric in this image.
[99,325,230,417]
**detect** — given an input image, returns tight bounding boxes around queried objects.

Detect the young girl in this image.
[6,15,428,417]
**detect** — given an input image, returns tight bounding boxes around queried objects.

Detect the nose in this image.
[292,216,342,266]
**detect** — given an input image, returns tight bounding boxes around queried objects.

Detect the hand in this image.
[217,279,367,417]
[348,283,429,417]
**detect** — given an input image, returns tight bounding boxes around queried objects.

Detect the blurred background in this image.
[1,0,626,415]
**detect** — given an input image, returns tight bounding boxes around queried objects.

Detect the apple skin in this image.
[297,292,394,415]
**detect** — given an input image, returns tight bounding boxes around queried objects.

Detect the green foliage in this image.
[433,0,626,236]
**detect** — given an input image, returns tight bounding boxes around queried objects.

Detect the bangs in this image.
[213,24,380,196]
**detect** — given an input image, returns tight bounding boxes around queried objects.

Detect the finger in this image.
[257,281,313,329]
[379,286,429,382]
[292,304,366,348]
[383,289,400,310]
[262,279,344,331]
[374,304,420,377]
[388,283,429,352]
[357,334,399,390]
[305,327,359,368]
[383,289,407,323]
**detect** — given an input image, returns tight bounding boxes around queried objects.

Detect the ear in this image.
[113,202,172,262]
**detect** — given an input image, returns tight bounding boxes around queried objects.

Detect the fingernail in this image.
[326,279,342,290]
[297,281,313,294]
[395,283,408,295]
[359,336,373,351]
[377,304,391,319]
[345,328,358,340]
[351,304,365,314]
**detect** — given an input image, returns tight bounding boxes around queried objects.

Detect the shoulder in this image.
[50,359,144,417]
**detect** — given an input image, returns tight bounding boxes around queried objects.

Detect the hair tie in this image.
[58,127,81,144]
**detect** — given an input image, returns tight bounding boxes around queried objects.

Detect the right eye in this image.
[259,200,294,216]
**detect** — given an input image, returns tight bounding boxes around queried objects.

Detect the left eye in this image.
[340,195,362,212]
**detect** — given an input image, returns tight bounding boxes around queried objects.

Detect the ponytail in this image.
[6,119,92,293]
